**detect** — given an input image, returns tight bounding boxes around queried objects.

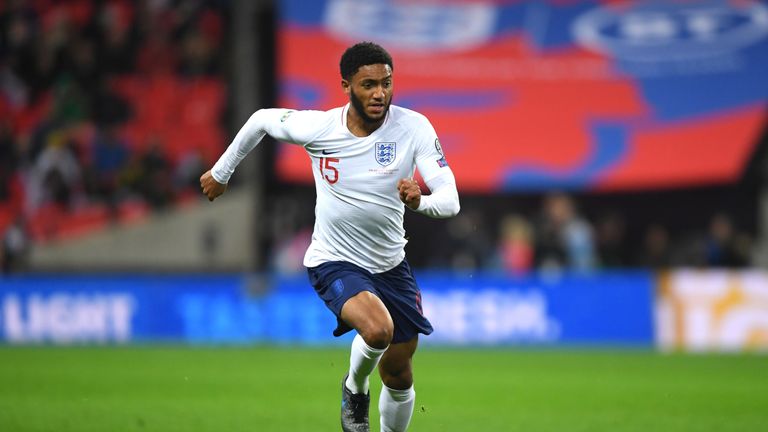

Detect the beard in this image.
[350,87,390,124]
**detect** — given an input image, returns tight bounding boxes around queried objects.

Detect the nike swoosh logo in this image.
[322,150,340,155]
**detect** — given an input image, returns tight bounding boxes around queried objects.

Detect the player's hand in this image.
[397,178,421,210]
[200,170,227,202]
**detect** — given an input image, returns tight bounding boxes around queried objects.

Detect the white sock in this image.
[345,334,387,395]
[379,384,415,432]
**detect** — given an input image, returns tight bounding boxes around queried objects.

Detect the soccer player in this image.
[200,41,460,432]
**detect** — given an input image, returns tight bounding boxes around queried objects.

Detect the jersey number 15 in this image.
[319,157,339,184]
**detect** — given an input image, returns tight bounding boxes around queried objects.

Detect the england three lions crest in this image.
[375,142,396,166]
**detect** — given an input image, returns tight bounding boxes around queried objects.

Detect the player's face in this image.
[343,64,393,124]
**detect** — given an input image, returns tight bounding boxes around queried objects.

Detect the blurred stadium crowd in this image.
[435,193,754,273]
[265,189,757,276]
[0,0,762,274]
[1,0,228,271]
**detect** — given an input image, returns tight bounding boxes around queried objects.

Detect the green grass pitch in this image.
[0,346,766,431]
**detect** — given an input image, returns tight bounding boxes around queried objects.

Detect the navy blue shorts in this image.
[307,259,433,344]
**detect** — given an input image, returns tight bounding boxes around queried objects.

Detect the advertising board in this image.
[656,270,768,352]
[1,271,654,346]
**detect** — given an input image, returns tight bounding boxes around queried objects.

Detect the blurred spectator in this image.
[496,213,534,276]
[636,224,672,269]
[51,75,89,125]
[272,227,313,275]
[25,131,84,213]
[0,120,19,200]
[94,1,137,75]
[87,125,130,209]
[265,196,313,274]
[595,211,630,268]
[534,192,596,271]
[445,210,493,271]
[704,213,751,267]
[90,76,132,127]
[1,216,29,273]
[178,28,216,77]
[67,36,99,90]
[174,148,206,190]
[134,138,174,209]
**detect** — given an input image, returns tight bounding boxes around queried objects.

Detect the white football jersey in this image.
[212,103,457,273]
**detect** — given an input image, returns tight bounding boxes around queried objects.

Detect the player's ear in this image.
[341,79,350,95]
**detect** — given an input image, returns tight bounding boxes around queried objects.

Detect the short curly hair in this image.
[339,42,393,80]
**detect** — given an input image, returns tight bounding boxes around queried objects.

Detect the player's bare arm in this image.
[397,178,421,210]
[200,170,227,202]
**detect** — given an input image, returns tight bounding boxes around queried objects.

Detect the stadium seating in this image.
[0,0,227,246]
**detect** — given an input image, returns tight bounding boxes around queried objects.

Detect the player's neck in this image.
[346,107,384,137]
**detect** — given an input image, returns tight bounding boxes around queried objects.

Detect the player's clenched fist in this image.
[200,170,227,202]
[397,178,421,210]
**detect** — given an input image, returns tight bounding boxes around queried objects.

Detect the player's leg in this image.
[337,292,393,432]
[369,259,431,432]
[378,336,419,432]
[340,291,394,394]
[307,260,419,432]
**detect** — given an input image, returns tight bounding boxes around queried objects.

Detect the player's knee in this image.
[360,322,393,349]
[381,365,413,390]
